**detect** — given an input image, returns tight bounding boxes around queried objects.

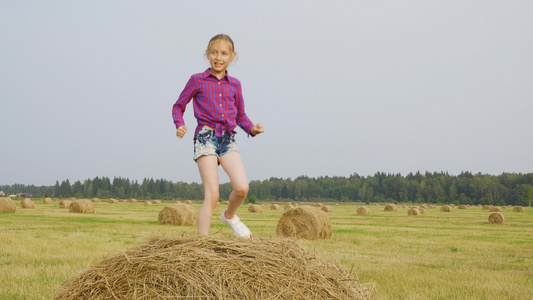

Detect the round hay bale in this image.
[356,206,369,216]
[144,201,153,206]
[418,207,426,214]
[158,203,196,226]
[43,197,52,204]
[490,206,502,212]
[513,206,524,212]
[69,200,95,214]
[420,204,428,209]
[408,207,421,216]
[184,200,193,205]
[321,205,332,212]
[284,204,294,211]
[482,205,491,210]
[220,201,229,205]
[153,200,162,204]
[458,205,468,210]
[488,212,505,224]
[248,204,263,213]
[312,203,324,207]
[384,204,397,211]
[91,198,101,202]
[54,236,372,300]
[128,199,138,203]
[20,198,35,209]
[58,200,72,208]
[440,205,453,212]
[107,199,119,204]
[270,204,280,210]
[276,206,332,239]
[0,197,16,212]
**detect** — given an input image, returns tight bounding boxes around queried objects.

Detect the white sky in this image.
[1,1,532,186]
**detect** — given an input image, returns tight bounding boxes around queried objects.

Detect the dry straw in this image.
[144,201,152,206]
[107,199,119,204]
[43,198,52,204]
[488,212,505,224]
[184,200,193,205]
[127,199,138,203]
[58,200,72,208]
[284,203,294,211]
[0,197,16,212]
[321,205,332,212]
[418,207,426,214]
[270,204,280,210]
[312,203,324,207]
[152,200,162,204]
[490,206,502,212]
[458,205,468,210]
[53,236,372,300]
[384,204,397,211]
[92,198,101,202]
[408,207,421,216]
[248,204,263,213]
[356,206,370,216]
[482,205,491,210]
[277,206,332,239]
[69,200,95,214]
[440,205,453,212]
[513,206,524,212]
[158,203,196,226]
[20,198,35,209]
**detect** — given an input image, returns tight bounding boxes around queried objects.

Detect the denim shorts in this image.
[193,128,239,162]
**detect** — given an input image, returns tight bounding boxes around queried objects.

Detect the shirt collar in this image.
[202,68,236,84]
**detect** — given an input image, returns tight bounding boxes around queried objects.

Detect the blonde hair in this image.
[206,34,235,52]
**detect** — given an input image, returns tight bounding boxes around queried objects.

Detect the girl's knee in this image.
[234,184,249,198]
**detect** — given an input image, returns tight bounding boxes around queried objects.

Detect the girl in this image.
[172,34,264,237]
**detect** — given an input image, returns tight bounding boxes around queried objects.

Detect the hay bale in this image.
[384,204,397,211]
[418,207,426,214]
[0,197,16,212]
[158,203,196,226]
[153,200,162,204]
[312,203,324,207]
[69,200,95,214]
[440,205,453,212]
[321,205,332,212]
[513,206,524,212]
[107,199,119,204]
[284,204,294,211]
[144,201,153,206]
[276,206,332,239]
[408,207,421,216]
[91,198,101,202]
[356,206,369,216]
[58,200,72,208]
[248,204,263,213]
[220,201,229,205]
[488,212,505,224]
[490,206,502,212]
[482,205,491,210]
[127,199,138,203]
[54,236,372,300]
[20,198,35,209]
[43,197,52,204]
[458,205,468,210]
[184,200,193,205]
[270,204,280,210]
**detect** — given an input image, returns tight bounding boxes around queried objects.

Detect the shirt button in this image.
[219,104,222,107]
[218,82,220,84]
[222,114,225,117]
[219,94,222,97]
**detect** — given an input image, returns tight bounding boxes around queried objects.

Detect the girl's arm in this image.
[172,76,197,137]
[234,80,257,136]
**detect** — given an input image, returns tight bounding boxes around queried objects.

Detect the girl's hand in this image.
[251,123,264,136]
[176,126,187,139]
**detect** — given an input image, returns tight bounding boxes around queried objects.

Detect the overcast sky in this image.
[1,1,532,186]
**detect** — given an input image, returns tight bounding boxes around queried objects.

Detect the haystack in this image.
[107,199,119,204]
[418,207,426,214]
[490,206,502,212]
[0,197,16,212]
[20,198,35,209]
[440,205,453,212]
[58,200,72,208]
[220,201,229,205]
[356,206,370,216]
[277,206,332,239]
[69,200,95,214]
[270,204,280,210]
[458,205,468,210]
[127,199,138,203]
[153,200,162,204]
[248,204,263,213]
[43,198,52,204]
[384,204,397,211]
[513,206,524,212]
[144,201,153,206]
[284,204,294,211]
[482,205,491,210]
[158,203,196,226]
[54,236,372,300]
[312,203,324,207]
[91,198,101,202]
[408,207,421,216]
[321,205,332,212]
[488,212,505,224]
[184,200,193,205]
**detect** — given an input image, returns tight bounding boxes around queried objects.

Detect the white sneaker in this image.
[220,210,251,238]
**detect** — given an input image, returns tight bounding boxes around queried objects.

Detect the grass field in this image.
[1,200,532,299]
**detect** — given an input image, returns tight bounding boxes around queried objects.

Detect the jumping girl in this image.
[172,34,264,237]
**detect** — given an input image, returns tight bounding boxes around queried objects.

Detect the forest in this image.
[2,171,532,206]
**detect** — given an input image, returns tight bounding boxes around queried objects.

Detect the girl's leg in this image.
[196,155,220,236]
[219,152,249,219]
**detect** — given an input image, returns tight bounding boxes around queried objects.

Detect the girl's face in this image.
[206,40,236,78]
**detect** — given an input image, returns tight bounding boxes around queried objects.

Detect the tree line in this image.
[1,171,532,206]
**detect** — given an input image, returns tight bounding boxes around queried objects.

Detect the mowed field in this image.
[1,200,532,299]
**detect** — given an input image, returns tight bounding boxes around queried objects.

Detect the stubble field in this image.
[1,200,532,299]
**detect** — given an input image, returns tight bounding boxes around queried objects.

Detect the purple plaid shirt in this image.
[172,69,255,138]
